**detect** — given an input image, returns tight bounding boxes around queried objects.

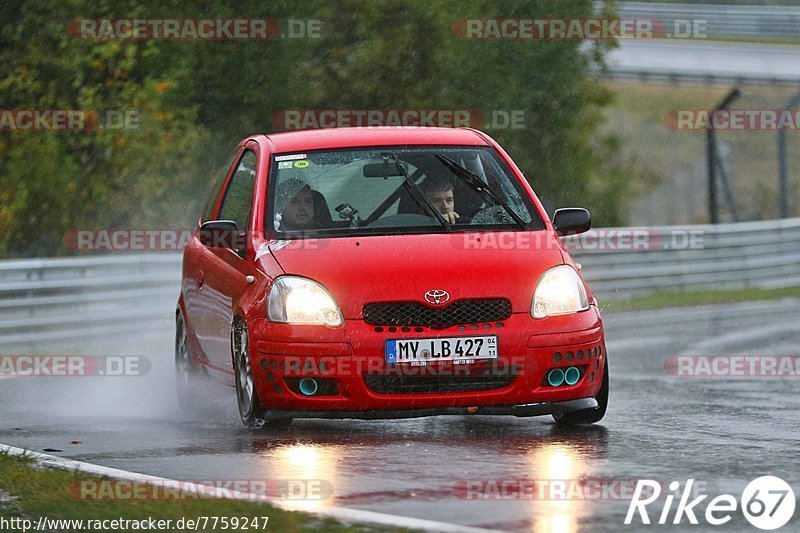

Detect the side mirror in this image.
[553,208,591,236]
[199,220,247,253]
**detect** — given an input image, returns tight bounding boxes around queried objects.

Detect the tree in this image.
[0,0,633,257]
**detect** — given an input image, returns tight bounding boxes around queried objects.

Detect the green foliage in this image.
[296,0,635,221]
[0,453,411,532]
[0,0,210,256]
[0,0,635,257]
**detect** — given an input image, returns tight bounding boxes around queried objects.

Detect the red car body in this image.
[176,127,608,426]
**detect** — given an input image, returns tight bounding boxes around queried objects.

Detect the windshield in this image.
[267,146,544,237]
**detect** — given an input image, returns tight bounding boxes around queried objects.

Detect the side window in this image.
[202,149,240,223]
[218,150,258,231]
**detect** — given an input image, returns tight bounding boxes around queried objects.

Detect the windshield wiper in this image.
[435,154,527,229]
[384,152,451,231]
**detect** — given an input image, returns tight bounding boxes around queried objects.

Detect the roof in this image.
[259,127,490,153]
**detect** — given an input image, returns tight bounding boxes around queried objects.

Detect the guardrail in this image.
[1,217,799,346]
[571,217,800,299]
[605,2,800,40]
[0,254,182,348]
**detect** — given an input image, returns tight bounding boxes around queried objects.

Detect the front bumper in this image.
[247,307,606,416]
[262,397,598,420]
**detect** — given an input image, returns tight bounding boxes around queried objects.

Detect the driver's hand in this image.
[442,212,460,224]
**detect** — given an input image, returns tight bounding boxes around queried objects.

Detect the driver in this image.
[420,177,460,224]
[275,178,323,231]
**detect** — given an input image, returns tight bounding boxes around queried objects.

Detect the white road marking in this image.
[0,444,500,533]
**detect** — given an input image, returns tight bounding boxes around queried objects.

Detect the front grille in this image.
[364,369,516,394]
[363,298,511,329]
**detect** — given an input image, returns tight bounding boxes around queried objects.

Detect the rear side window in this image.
[218,150,258,231]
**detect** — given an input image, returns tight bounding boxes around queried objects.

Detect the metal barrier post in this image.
[778,90,800,218]
[707,88,741,224]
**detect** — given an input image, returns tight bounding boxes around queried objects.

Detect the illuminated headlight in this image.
[268,276,343,327]
[531,265,589,319]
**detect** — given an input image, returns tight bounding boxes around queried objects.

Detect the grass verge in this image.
[600,285,800,313]
[0,452,412,532]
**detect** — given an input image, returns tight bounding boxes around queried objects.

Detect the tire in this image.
[232,317,267,427]
[232,318,293,430]
[175,310,202,414]
[553,359,609,426]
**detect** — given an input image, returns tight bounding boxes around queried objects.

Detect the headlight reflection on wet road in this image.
[531,445,584,533]
[268,443,338,511]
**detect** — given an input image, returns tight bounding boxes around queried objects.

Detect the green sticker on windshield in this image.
[294,160,309,168]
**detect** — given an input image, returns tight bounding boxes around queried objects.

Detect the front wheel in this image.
[232,318,266,427]
[553,360,609,425]
[231,318,293,429]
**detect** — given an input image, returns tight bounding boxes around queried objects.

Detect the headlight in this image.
[531,265,589,319]
[268,276,344,327]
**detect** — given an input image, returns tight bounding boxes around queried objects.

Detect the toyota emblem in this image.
[424,289,450,305]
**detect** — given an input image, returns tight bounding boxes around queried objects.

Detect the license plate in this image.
[385,335,497,364]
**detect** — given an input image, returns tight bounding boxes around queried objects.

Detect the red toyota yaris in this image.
[176,127,608,428]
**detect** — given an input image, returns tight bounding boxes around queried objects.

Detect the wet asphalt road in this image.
[1,301,799,532]
[608,39,800,82]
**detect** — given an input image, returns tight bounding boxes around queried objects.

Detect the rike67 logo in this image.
[626,477,795,530]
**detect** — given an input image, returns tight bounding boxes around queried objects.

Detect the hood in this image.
[269,231,564,319]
